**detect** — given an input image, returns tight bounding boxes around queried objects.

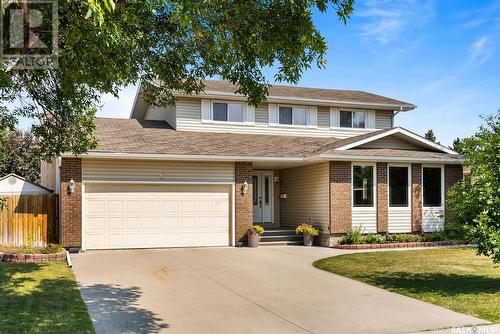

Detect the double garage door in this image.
[84,183,231,250]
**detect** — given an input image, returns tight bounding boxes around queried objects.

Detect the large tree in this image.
[447,111,500,263]
[1,0,355,160]
[0,129,40,183]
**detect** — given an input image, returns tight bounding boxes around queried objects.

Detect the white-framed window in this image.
[352,163,375,207]
[212,102,245,123]
[278,106,308,126]
[340,110,366,128]
[388,165,410,207]
[422,166,443,207]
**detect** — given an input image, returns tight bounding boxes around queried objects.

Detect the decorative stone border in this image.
[0,251,67,263]
[333,241,455,250]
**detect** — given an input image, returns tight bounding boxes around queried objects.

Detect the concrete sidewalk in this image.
[72,247,488,334]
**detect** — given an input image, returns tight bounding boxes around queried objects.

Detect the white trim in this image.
[333,127,458,154]
[388,163,411,208]
[351,162,377,210]
[82,180,234,185]
[252,171,274,225]
[273,104,313,127]
[319,154,462,164]
[421,164,445,208]
[81,182,86,251]
[231,183,236,246]
[336,109,368,129]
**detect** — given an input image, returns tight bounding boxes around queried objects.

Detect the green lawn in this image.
[0,261,93,334]
[314,248,500,322]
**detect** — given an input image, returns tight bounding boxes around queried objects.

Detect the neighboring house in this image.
[0,173,52,195]
[41,80,462,251]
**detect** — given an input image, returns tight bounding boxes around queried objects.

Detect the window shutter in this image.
[246,104,255,125]
[366,110,376,128]
[308,106,317,127]
[330,107,339,128]
[268,104,278,126]
[201,99,211,123]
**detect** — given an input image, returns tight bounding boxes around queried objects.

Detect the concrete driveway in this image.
[71,247,486,334]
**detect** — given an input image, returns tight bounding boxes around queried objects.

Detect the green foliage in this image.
[364,233,384,244]
[424,129,437,142]
[339,227,365,244]
[386,234,421,243]
[251,224,265,236]
[0,196,6,210]
[0,130,40,183]
[295,223,320,236]
[451,137,466,154]
[422,231,446,242]
[1,0,355,159]
[40,243,64,254]
[0,243,63,254]
[447,111,500,263]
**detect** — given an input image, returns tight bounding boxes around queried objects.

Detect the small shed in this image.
[0,173,52,195]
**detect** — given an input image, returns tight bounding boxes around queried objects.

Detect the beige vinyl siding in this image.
[352,210,377,233]
[279,162,329,231]
[174,97,382,138]
[357,135,426,150]
[144,105,177,129]
[422,207,444,232]
[317,107,330,129]
[82,159,235,183]
[375,111,393,129]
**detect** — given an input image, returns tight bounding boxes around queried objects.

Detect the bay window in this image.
[423,167,442,206]
[353,164,374,207]
[389,166,409,207]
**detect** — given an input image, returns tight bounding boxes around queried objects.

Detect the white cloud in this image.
[468,36,495,65]
[357,0,435,44]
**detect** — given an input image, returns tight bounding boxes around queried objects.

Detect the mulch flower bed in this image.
[0,251,67,263]
[333,240,455,250]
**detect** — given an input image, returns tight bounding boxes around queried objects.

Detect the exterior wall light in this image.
[242,181,248,194]
[68,179,76,193]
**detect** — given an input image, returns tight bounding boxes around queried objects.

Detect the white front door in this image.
[252,171,273,224]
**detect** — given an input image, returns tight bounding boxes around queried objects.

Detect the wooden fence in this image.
[0,195,57,247]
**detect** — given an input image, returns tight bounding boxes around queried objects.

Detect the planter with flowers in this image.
[295,224,321,246]
[247,225,265,247]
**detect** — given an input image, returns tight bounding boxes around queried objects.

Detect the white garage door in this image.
[84,183,230,250]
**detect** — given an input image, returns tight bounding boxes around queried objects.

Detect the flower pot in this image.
[248,230,260,248]
[303,233,314,246]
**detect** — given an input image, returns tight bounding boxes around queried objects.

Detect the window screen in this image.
[423,167,442,206]
[389,166,409,207]
[213,103,228,121]
[352,111,366,128]
[279,107,292,125]
[340,111,352,128]
[353,165,374,207]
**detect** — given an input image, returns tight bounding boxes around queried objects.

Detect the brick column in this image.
[330,161,352,233]
[411,164,422,233]
[376,163,388,233]
[235,162,253,243]
[445,164,463,224]
[60,158,82,248]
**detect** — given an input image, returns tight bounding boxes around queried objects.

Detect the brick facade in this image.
[411,164,422,232]
[376,163,388,233]
[330,161,352,233]
[444,164,463,224]
[60,158,82,248]
[235,162,253,243]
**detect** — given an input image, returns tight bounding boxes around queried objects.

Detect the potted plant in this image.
[295,224,320,246]
[247,225,265,247]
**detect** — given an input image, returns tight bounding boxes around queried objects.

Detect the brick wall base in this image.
[235,162,253,243]
[330,161,352,233]
[411,164,422,232]
[60,158,82,249]
[445,164,463,225]
[376,163,388,233]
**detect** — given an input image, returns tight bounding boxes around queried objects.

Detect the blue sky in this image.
[96,0,500,146]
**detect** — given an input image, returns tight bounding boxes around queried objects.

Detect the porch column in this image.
[60,157,82,248]
[235,162,253,243]
[411,163,422,233]
[376,163,388,233]
[329,161,352,233]
[444,165,463,225]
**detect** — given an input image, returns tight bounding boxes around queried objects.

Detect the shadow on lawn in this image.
[0,263,93,333]
[367,272,500,296]
[80,284,169,334]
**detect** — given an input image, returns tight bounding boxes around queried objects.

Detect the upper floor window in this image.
[213,102,244,122]
[340,110,366,128]
[279,106,307,126]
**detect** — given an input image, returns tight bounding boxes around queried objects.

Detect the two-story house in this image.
[41,80,463,250]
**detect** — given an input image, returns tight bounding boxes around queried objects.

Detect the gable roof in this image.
[0,173,52,193]
[81,118,461,164]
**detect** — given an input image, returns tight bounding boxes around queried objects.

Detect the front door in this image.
[252,171,273,224]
